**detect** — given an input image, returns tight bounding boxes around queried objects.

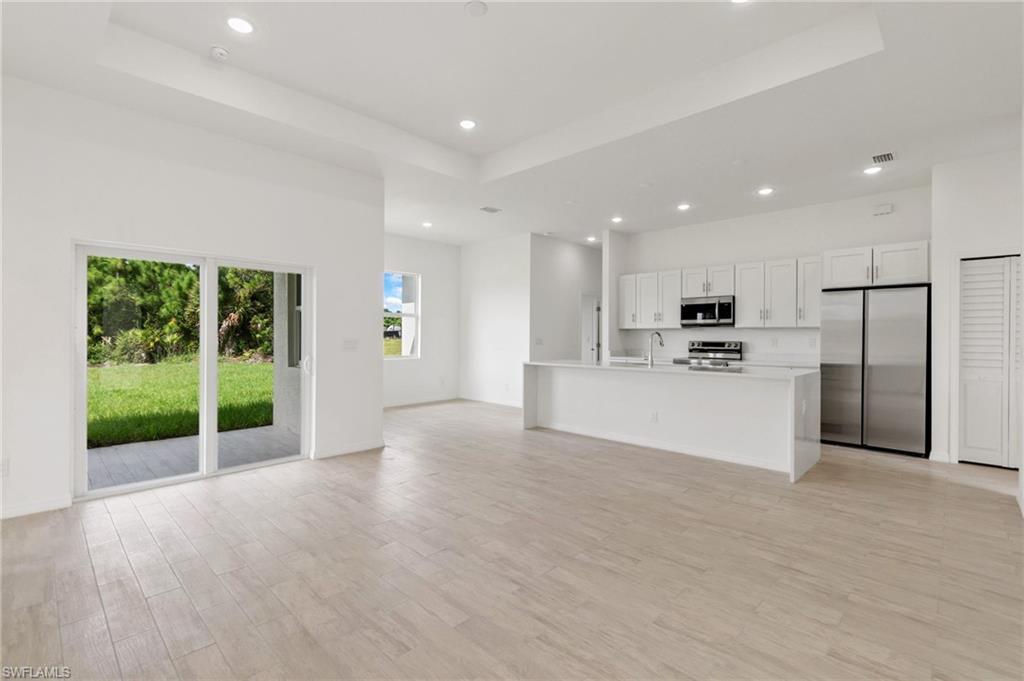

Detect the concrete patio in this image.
[87,425,300,490]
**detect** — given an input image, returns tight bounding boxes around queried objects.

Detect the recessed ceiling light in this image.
[611,216,623,223]
[421,221,432,228]
[586,236,597,242]
[677,203,691,211]
[863,166,882,175]
[227,17,254,34]
[459,119,477,130]
[757,187,775,197]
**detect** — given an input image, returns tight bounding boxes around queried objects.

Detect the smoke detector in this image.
[479,206,502,214]
[209,46,230,62]
[465,1,488,18]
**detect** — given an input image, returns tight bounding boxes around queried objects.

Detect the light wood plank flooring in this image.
[3,400,1021,680]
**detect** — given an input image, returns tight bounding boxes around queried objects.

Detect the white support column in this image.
[199,259,219,475]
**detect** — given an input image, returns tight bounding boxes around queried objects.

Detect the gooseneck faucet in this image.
[648,331,664,368]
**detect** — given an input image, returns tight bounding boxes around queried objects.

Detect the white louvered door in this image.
[958,257,1020,468]
[1009,257,1022,468]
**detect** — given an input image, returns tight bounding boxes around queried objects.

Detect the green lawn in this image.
[88,359,273,448]
[383,337,402,357]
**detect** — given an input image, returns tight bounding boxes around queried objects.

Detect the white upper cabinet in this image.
[735,261,766,328]
[682,268,709,298]
[822,247,873,288]
[764,259,797,328]
[707,265,735,296]
[681,265,735,297]
[636,272,660,328]
[822,241,930,288]
[796,256,822,328]
[658,270,681,329]
[618,274,637,329]
[873,241,929,285]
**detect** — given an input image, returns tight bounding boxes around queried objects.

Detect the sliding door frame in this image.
[72,242,314,500]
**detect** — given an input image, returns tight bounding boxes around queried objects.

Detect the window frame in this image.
[383,270,421,360]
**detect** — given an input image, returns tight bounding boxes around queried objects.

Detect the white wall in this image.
[611,187,932,360]
[529,236,602,362]
[931,150,1023,463]
[383,234,460,407]
[601,229,631,364]
[458,233,531,407]
[2,78,385,518]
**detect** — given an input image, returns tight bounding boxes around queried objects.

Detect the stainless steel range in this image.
[672,340,742,371]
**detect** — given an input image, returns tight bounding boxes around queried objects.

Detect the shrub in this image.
[111,328,154,364]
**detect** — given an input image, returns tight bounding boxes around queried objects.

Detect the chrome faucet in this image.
[648,331,664,368]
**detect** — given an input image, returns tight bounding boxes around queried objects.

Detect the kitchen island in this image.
[523,361,821,482]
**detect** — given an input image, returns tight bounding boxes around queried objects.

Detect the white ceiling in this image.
[4,2,1021,246]
[108,1,854,156]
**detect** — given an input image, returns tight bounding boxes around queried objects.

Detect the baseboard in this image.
[2,493,72,519]
[929,449,951,463]
[540,421,789,475]
[313,440,385,460]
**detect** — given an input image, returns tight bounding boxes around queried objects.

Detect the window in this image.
[383,271,420,358]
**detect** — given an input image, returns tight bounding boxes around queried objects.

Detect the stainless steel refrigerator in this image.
[820,285,930,456]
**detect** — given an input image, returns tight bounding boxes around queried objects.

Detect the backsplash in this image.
[617,327,820,364]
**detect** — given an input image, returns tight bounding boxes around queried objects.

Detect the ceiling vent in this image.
[872,152,896,164]
[479,206,502,214]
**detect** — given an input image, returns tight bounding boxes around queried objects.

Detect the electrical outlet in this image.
[535,337,544,346]
[650,411,659,424]
[809,336,817,349]
[771,337,779,348]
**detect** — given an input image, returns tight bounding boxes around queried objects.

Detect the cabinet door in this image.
[617,274,637,329]
[797,257,822,328]
[636,272,660,328]
[822,247,873,288]
[658,270,681,328]
[765,259,798,327]
[707,265,735,296]
[681,268,708,298]
[734,261,765,328]
[873,241,929,285]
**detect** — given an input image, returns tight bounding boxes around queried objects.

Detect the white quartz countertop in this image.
[525,360,818,380]
[609,355,819,369]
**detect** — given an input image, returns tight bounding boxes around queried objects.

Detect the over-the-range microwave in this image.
[680,295,735,327]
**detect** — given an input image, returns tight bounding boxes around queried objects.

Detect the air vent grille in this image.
[872,152,895,164]
[479,206,502,214]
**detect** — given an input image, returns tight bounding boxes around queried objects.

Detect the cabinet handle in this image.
[798,307,803,320]
[866,265,870,281]
[759,309,763,321]
[874,264,879,280]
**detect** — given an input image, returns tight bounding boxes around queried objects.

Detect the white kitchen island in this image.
[523,361,821,482]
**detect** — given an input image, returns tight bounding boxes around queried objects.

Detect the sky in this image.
[384,271,404,313]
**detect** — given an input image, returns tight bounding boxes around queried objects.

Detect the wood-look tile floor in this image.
[3,400,1021,680]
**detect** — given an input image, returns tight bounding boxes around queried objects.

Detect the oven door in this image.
[680,297,721,326]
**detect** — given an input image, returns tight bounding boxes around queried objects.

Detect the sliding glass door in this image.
[216,266,302,469]
[78,247,309,495]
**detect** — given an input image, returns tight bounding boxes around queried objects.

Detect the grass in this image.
[383,337,402,356]
[88,359,273,448]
